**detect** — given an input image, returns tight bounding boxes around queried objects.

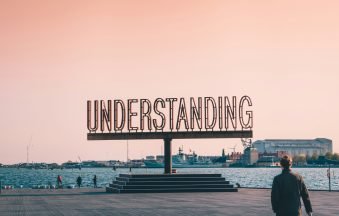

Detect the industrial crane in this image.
[241,138,252,149]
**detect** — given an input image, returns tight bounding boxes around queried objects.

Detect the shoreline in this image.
[1,165,339,169]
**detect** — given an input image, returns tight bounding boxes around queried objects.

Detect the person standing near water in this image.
[57,175,62,189]
[271,155,313,216]
[93,175,97,188]
[76,176,82,188]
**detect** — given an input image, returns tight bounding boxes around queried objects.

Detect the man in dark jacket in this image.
[271,155,313,216]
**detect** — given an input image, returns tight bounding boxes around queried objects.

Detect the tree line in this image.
[293,152,339,163]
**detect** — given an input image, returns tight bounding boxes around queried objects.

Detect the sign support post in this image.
[164,138,172,174]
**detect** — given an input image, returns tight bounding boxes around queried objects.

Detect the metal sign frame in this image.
[87,96,253,174]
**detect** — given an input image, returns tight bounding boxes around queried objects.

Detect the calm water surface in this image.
[0,167,338,190]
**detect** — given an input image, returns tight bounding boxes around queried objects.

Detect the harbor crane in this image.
[229,144,237,154]
[241,138,252,149]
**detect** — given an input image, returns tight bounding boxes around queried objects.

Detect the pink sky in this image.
[1,0,339,164]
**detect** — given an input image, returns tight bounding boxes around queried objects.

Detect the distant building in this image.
[108,160,120,166]
[145,156,155,160]
[82,160,107,167]
[96,161,110,166]
[242,147,258,165]
[257,156,280,167]
[156,155,164,162]
[228,152,242,161]
[198,156,219,164]
[258,151,287,159]
[129,159,144,167]
[256,151,285,167]
[253,138,332,157]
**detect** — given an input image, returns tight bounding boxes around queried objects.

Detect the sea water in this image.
[0,167,338,190]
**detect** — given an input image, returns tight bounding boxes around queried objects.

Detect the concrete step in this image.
[106,187,119,193]
[109,184,121,188]
[113,181,126,185]
[113,184,234,189]
[108,173,237,193]
[119,174,222,178]
[106,187,238,193]
[110,181,232,188]
[116,177,226,182]
[119,180,230,185]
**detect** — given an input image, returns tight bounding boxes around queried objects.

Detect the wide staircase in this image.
[106,173,238,193]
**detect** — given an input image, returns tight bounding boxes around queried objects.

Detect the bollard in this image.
[328,164,331,192]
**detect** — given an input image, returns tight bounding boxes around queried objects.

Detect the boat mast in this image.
[126,140,129,162]
[27,135,32,164]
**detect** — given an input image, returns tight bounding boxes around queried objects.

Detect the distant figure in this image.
[129,167,132,172]
[47,181,52,189]
[236,183,241,188]
[271,155,313,216]
[76,176,82,188]
[57,175,62,189]
[93,175,97,188]
[113,166,116,171]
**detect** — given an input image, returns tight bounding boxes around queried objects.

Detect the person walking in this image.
[76,176,82,188]
[271,155,313,216]
[93,175,97,188]
[57,175,62,189]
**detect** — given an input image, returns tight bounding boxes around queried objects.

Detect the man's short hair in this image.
[280,155,292,168]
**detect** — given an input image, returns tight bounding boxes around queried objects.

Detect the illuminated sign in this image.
[87,96,253,133]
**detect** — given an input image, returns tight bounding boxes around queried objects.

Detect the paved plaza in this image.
[0,188,338,215]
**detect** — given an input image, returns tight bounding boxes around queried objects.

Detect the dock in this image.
[0,188,338,215]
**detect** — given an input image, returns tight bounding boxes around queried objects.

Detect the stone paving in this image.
[0,188,338,215]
